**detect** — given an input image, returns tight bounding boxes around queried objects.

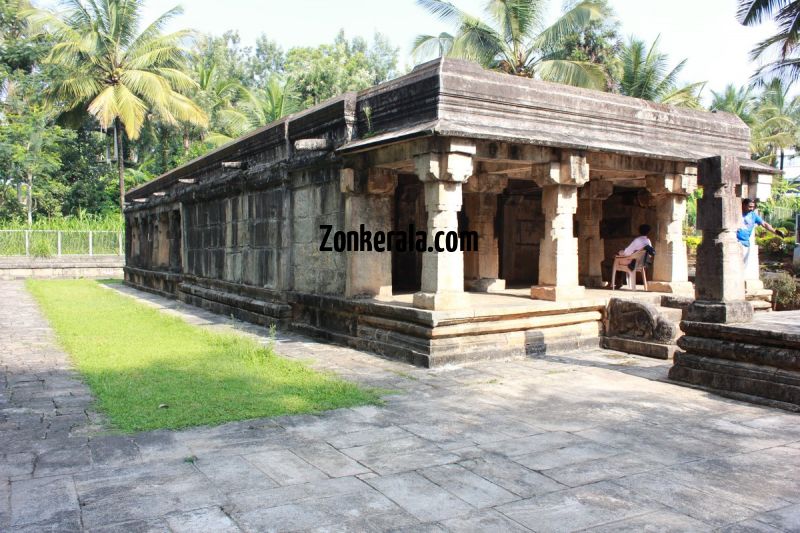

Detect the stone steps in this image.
[670,312,800,410]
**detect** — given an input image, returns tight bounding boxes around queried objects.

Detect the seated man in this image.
[619,224,653,258]
[613,224,654,289]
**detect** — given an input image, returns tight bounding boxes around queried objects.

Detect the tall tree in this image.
[0,100,75,225]
[738,0,800,82]
[617,36,705,108]
[26,0,208,213]
[750,79,799,168]
[286,30,398,107]
[411,0,609,89]
[210,76,298,145]
[552,0,622,91]
[710,84,758,125]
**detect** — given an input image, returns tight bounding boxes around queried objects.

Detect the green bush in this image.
[685,235,701,253]
[756,229,796,255]
[30,239,54,258]
[764,272,800,311]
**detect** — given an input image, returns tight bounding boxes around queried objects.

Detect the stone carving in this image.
[606,298,676,344]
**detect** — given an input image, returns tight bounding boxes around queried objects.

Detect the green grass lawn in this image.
[27,279,382,432]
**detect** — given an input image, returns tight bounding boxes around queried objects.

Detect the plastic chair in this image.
[611,249,648,291]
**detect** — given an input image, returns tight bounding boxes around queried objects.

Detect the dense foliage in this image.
[1,0,800,231]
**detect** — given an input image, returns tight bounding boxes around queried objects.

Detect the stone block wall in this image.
[290,167,346,295]
[184,187,284,289]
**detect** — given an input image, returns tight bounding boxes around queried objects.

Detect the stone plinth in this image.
[669,313,800,409]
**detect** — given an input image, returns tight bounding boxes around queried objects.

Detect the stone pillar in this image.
[464,174,507,292]
[342,167,396,299]
[686,155,752,323]
[578,180,612,288]
[646,172,696,296]
[531,151,589,301]
[412,140,475,310]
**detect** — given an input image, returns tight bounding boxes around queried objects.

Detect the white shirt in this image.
[621,236,652,256]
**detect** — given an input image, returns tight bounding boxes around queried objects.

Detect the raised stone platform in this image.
[669,311,800,411]
[0,255,123,280]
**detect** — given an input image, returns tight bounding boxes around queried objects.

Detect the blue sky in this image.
[134,0,777,101]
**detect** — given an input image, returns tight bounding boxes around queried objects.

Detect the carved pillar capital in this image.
[533,151,589,188]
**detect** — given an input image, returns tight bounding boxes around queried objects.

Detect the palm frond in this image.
[658,81,705,108]
[411,33,455,63]
[537,59,607,89]
[737,0,784,25]
[533,1,605,51]
[415,0,474,27]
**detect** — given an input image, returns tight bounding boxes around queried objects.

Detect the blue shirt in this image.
[737,211,763,246]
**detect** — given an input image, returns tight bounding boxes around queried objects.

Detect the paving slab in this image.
[366,472,475,522]
[458,454,566,498]
[419,464,519,508]
[496,481,664,532]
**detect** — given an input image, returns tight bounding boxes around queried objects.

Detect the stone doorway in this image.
[498,180,542,286]
[392,174,424,292]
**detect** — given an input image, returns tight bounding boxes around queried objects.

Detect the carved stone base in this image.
[684,300,753,324]
[744,279,764,292]
[467,278,506,293]
[413,291,469,310]
[647,281,694,296]
[530,285,585,301]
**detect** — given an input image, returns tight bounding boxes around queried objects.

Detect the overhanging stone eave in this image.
[738,158,782,174]
[432,121,747,165]
[336,120,439,154]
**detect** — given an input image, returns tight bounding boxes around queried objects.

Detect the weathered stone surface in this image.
[685,300,753,324]
[606,298,676,343]
[669,351,800,407]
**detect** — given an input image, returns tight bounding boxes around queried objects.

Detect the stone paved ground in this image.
[2,280,800,532]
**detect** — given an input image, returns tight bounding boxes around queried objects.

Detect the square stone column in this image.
[342,168,396,299]
[412,140,475,310]
[578,180,612,288]
[531,152,588,301]
[464,174,507,292]
[646,172,696,296]
[686,155,752,323]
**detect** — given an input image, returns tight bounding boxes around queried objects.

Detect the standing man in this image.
[738,199,785,269]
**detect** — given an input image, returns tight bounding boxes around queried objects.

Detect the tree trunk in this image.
[780,149,785,171]
[115,118,125,215]
[26,172,33,227]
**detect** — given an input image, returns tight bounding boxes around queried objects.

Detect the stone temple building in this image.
[124,58,777,367]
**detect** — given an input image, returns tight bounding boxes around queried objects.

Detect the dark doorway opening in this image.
[392,174,424,292]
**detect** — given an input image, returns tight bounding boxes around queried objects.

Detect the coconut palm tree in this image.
[710,84,757,125]
[412,0,610,89]
[617,36,705,108]
[26,0,208,212]
[209,76,298,146]
[751,79,800,168]
[737,0,800,82]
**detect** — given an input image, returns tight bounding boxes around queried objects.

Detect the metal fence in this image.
[0,230,124,257]
[764,206,796,226]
